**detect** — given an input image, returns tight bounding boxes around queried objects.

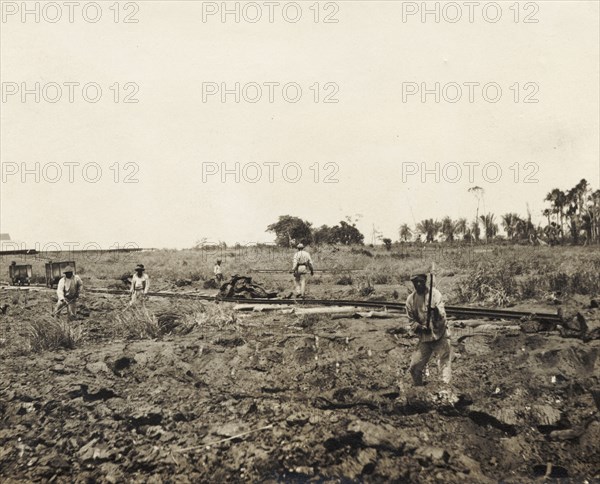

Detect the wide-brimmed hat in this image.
[63,266,74,273]
[410,273,427,282]
[135,264,145,271]
[297,243,304,249]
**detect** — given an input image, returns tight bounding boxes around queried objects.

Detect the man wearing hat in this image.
[130,264,150,306]
[292,243,314,298]
[214,259,224,285]
[53,266,83,320]
[405,272,452,386]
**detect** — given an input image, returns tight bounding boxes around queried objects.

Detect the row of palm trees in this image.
[399,214,498,243]
[398,179,599,245]
[542,179,600,244]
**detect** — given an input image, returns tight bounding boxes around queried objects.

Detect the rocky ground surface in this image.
[1,288,599,482]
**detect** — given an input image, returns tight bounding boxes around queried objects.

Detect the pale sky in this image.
[1,0,599,249]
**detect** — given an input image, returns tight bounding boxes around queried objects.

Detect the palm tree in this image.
[441,216,457,242]
[514,207,537,242]
[455,218,467,239]
[468,220,481,242]
[468,186,485,243]
[542,208,552,226]
[589,189,600,243]
[479,213,498,241]
[501,213,520,240]
[417,219,440,243]
[399,224,412,242]
[545,188,566,238]
[573,179,589,215]
[569,179,591,243]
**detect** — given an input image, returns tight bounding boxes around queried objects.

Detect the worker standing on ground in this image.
[214,259,224,285]
[292,243,314,298]
[53,266,83,320]
[406,272,452,386]
[130,264,150,307]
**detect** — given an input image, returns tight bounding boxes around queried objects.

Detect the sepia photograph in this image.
[1,0,599,481]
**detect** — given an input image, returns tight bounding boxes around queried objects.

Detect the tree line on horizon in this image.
[265,179,599,248]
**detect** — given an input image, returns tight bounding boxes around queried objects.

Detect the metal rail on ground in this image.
[251,269,364,273]
[2,284,561,324]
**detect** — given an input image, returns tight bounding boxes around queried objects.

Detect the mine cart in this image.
[45,261,76,288]
[9,262,32,286]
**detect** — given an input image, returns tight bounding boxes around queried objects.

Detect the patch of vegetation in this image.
[110,302,237,340]
[28,318,83,351]
[371,274,392,285]
[336,275,354,285]
[112,306,162,339]
[456,261,518,306]
[547,268,600,296]
[351,248,373,257]
[456,253,600,305]
[390,252,409,260]
[358,279,375,297]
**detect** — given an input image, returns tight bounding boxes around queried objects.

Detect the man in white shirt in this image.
[214,259,223,284]
[405,272,452,386]
[292,243,314,298]
[53,266,83,320]
[130,264,150,307]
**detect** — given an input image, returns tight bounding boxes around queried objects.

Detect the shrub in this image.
[359,284,375,297]
[336,275,354,285]
[350,248,373,257]
[547,270,600,296]
[372,274,392,285]
[358,278,375,297]
[28,318,83,351]
[455,262,518,306]
[519,276,542,299]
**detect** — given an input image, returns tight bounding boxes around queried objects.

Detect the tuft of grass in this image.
[113,306,162,339]
[28,317,83,351]
[110,302,238,340]
[336,275,354,286]
[371,273,392,285]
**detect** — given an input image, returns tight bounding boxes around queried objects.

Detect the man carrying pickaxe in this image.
[405,268,452,386]
[53,266,83,320]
